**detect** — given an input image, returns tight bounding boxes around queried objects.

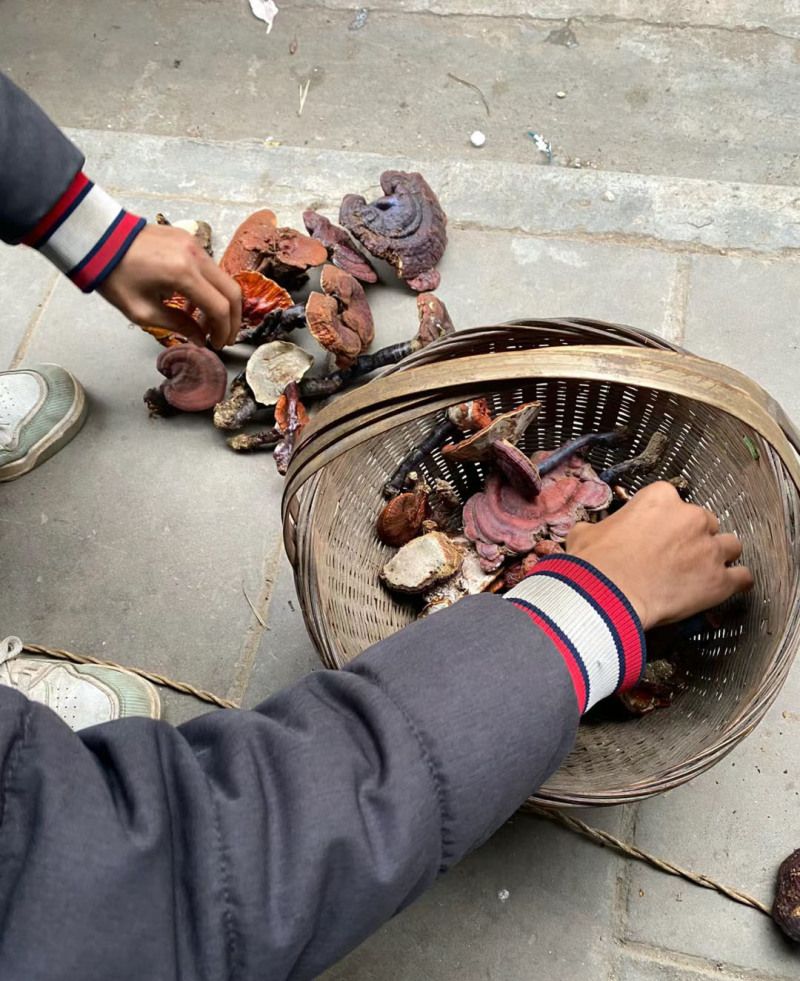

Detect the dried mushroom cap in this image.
[420,537,500,616]
[273,381,310,475]
[235,272,293,327]
[245,341,314,408]
[447,399,492,432]
[774,847,800,941]
[153,346,227,412]
[442,402,542,463]
[306,265,375,368]
[303,210,378,283]
[381,532,463,594]
[463,452,612,554]
[339,171,447,291]
[220,209,327,279]
[492,439,542,498]
[416,292,454,345]
[377,487,429,547]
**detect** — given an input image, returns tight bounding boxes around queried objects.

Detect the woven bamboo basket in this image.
[283,319,800,807]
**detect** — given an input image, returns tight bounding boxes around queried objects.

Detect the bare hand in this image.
[97,224,242,348]
[566,481,753,630]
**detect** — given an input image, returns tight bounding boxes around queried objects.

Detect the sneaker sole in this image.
[0,368,88,482]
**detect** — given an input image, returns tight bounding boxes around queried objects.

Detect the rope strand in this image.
[524,803,771,916]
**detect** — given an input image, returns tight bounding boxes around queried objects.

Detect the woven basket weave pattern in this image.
[285,321,800,806]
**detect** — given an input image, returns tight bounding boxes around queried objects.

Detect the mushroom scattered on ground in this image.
[144,346,227,415]
[226,381,310,474]
[774,848,800,941]
[340,171,447,291]
[301,291,454,401]
[306,265,375,368]
[220,209,327,280]
[303,210,378,283]
[235,272,294,329]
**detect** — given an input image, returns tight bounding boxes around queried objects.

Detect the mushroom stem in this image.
[598,431,668,485]
[538,429,629,478]
[226,429,282,452]
[273,381,305,475]
[384,418,462,498]
[300,339,419,399]
[213,378,259,431]
[143,386,175,416]
[236,304,307,345]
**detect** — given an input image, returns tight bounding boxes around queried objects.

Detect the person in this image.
[0,75,754,981]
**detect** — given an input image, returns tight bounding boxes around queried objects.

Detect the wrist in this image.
[504,554,646,713]
[22,171,145,292]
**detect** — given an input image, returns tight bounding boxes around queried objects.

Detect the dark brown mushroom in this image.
[144,346,227,415]
[774,848,800,941]
[214,375,259,431]
[442,402,542,464]
[225,381,310,475]
[220,209,327,280]
[302,291,455,403]
[302,210,378,283]
[339,171,447,291]
[377,479,430,547]
[306,265,375,368]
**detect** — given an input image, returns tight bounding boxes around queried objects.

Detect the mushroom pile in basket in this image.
[141,171,450,475]
[377,398,706,719]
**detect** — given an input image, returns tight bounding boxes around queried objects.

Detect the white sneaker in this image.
[0,364,87,481]
[0,637,161,730]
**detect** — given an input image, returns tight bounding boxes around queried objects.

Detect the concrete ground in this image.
[1,2,799,978]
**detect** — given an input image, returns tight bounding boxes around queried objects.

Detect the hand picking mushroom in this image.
[156,213,213,254]
[144,345,227,415]
[213,341,314,431]
[340,171,448,291]
[220,209,327,281]
[303,210,378,283]
[301,292,454,402]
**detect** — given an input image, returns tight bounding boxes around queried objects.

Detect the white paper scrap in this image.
[249,0,278,34]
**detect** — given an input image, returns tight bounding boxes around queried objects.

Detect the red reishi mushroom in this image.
[302,210,378,283]
[235,271,293,328]
[377,479,430,547]
[463,450,613,555]
[305,265,375,368]
[220,209,327,280]
[774,847,800,941]
[144,346,227,415]
[339,171,448,291]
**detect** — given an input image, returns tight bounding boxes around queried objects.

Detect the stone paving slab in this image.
[5,1,800,186]
[683,255,800,422]
[322,806,627,981]
[623,664,800,978]
[0,244,58,369]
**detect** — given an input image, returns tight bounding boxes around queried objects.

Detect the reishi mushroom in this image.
[226,381,310,475]
[774,848,800,941]
[306,265,375,368]
[303,210,378,283]
[220,209,327,280]
[377,479,430,547]
[156,213,213,254]
[144,346,227,415]
[380,532,463,593]
[340,170,448,291]
[420,537,502,616]
[235,271,293,329]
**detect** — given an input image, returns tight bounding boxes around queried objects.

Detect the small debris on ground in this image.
[447,72,491,117]
[289,36,298,55]
[248,0,278,33]
[470,130,486,148]
[546,23,579,48]
[556,91,566,99]
[349,7,368,31]
[527,131,552,163]
[603,190,615,202]
[498,889,510,902]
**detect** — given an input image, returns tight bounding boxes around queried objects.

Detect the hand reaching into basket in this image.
[566,481,753,631]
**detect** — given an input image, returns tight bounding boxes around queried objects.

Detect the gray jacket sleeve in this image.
[0,72,84,244]
[0,595,579,981]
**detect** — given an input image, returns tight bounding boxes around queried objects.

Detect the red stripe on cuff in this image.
[532,556,645,690]
[509,602,588,712]
[21,172,91,247]
[71,213,143,292]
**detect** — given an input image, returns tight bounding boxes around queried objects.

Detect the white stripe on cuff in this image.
[506,574,621,708]
[39,184,122,275]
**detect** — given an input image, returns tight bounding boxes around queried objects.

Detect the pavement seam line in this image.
[9,271,60,369]
[620,938,795,981]
[608,801,640,980]
[663,254,692,345]
[225,536,284,705]
[297,2,800,42]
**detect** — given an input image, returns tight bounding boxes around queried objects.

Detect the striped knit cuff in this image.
[22,172,146,293]
[505,554,645,714]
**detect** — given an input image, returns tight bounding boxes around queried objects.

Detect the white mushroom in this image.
[381,532,464,594]
[246,341,314,408]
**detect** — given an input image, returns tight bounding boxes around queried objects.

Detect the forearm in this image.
[0,560,643,981]
[0,72,144,290]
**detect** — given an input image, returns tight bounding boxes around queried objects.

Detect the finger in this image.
[198,257,243,345]
[177,272,233,349]
[716,532,743,564]
[147,304,208,346]
[704,509,720,535]
[726,564,754,594]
